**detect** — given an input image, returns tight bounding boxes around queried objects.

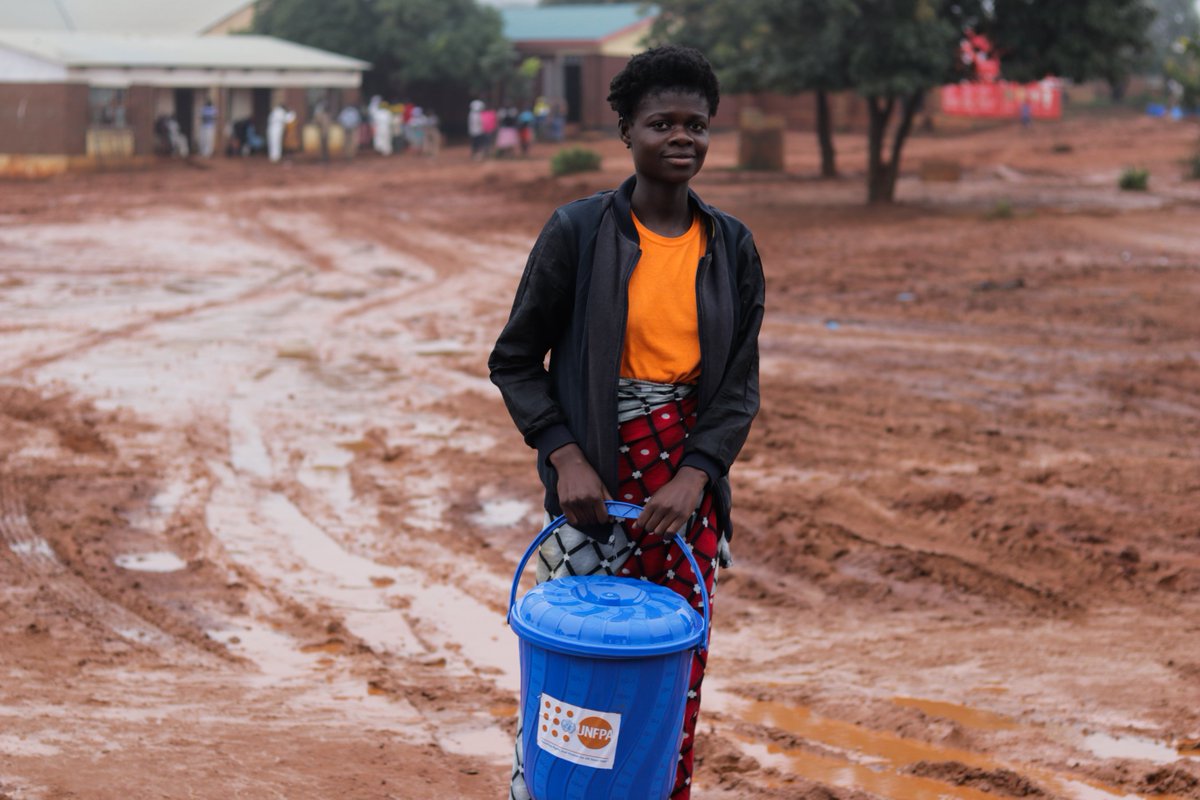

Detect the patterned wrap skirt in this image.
[510,379,722,800]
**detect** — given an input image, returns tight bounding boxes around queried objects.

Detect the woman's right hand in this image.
[548,443,610,527]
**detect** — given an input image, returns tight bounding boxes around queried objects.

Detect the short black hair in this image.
[607,45,720,122]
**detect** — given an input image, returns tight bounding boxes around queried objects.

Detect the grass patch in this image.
[551,147,602,177]
[985,198,1015,220]
[1118,167,1149,191]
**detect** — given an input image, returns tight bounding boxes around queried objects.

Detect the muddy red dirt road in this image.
[1,112,1199,800]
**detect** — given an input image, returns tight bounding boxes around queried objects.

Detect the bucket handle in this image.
[507,500,711,649]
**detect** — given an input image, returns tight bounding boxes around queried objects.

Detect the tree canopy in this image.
[980,0,1154,88]
[253,0,514,102]
[1146,0,1200,68]
[653,0,1154,202]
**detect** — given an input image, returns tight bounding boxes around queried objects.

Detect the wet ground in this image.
[1,111,1198,800]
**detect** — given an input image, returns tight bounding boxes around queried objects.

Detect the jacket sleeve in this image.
[488,210,578,459]
[679,228,765,483]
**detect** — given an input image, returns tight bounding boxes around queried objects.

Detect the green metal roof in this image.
[501,3,657,43]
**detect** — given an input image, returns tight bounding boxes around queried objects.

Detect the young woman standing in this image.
[490,45,765,799]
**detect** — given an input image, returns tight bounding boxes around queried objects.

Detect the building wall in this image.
[720,91,870,133]
[580,54,627,129]
[126,85,159,156]
[0,82,88,155]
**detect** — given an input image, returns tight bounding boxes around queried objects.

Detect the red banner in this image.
[939,80,1062,120]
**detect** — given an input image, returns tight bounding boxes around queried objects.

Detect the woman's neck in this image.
[630,179,692,237]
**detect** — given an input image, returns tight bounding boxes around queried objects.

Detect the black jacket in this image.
[488,175,764,543]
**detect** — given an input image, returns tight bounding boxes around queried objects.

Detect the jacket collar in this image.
[612,174,717,244]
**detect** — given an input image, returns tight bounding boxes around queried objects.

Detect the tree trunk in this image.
[815,89,837,178]
[866,96,893,203]
[866,91,924,204]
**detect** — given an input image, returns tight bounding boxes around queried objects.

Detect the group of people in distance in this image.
[468,97,565,161]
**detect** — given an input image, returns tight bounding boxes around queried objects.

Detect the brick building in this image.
[0,30,367,176]
[500,3,658,130]
[497,3,871,135]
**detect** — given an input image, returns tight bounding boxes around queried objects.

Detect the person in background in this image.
[389,101,407,154]
[267,102,295,163]
[423,110,441,158]
[167,114,189,157]
[468,99,487,160]
[313,100,332,163]
[489,45,764,800]
[368,96,393,156]
[199,97,217,158]
[517,106,535,157]
[548,98,566,142]
[406,105,427,154]
[494,107,520,158]
[532,95,550,140]
[479,104,498,158]
[337,103,362,158]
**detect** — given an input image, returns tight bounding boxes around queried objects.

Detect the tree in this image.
[850,0,980,203]
[254,0,514,113]
[1165,34,1200,110]
[1145,0,1200,73]
[981,0,1154,97]
[658,0,977,202]
[759,0,857,177]
[655,0,1155,203]
[653,0,855,178]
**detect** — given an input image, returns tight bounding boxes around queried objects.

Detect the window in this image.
[89,88,127,128]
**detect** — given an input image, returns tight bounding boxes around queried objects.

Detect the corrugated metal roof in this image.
[0,0,255,35]
[0,30,370,70]
[501,3,656,43]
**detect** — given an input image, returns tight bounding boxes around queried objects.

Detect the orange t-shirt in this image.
[620,213,706,384]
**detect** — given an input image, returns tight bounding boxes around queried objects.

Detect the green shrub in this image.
[1118,167,1149,191]
[986,198,1014,220]
[551,147,602,177]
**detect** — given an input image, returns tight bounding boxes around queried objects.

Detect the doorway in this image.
[564,60,582,124]
[173,88,195,144]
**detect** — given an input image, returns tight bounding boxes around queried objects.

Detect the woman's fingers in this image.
[635,503,685,538]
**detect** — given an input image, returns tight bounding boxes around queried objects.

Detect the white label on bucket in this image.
[536,692,622,770]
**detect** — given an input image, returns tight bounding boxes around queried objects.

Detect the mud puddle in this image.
[710,688,1197,800]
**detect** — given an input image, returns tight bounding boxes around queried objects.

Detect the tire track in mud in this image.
[0,476,175,649]
[809,486,1077,613]
[197,400,520,761]
[0,209,353,379]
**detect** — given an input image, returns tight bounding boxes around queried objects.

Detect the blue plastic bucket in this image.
[508,500,710,800]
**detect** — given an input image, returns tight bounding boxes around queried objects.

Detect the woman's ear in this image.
[618,117,631,148]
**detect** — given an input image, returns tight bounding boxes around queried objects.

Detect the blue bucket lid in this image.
[510,575,704,658]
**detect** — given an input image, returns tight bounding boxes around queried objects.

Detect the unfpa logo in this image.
[576,716,614,750]
[537,693,622,769]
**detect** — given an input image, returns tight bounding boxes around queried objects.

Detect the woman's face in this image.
[619,89,710,187]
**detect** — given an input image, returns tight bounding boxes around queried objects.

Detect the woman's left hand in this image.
[634,466,708,537]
